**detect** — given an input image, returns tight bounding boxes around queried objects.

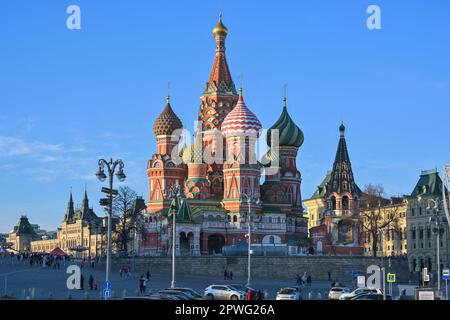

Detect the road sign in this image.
[103,289,111,298]
[99,198,111,206]
[103,281,111,289]
[101,187,118,196]
[387,273,396,283]
[443,269,450,280]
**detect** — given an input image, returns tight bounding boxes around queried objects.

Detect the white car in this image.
[328,287,351,300]
[339,287,383,300]
[204,285,245,300]
[276,287,302,300]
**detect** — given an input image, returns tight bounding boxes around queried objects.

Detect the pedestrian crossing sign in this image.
[103,289,111,298]
[387,273,396,283]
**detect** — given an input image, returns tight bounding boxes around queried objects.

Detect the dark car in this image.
[167,287,205,300]
[159,289,195,300]
[349,293,393,300]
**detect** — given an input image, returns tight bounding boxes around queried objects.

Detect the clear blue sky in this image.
[1,0,449,233]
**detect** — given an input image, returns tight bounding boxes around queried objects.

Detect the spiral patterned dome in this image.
[153,96,183,136]
[267,98,304,148]
[221,91,262,137]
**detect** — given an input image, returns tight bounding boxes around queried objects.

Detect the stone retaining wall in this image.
[113,256,410,282]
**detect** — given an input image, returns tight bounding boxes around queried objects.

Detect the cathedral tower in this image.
[147,97,186,212]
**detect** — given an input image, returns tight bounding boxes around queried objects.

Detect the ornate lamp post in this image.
[95,158,126,298]
[241,193,260,287]
[427,198,446,293]
[165,184,184,289]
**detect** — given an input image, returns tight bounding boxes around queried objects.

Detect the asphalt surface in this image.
[0,256,401,300]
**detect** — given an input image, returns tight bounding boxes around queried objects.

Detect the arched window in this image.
[233,216,237,223]
[342,196,349,210]
[330,196,337,210]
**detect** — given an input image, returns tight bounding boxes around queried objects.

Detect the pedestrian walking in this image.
[224,270,228,280]
[229,270,233,280]
[328,271,331,281]
[139,276,145,294]
[146,270,151,281]
[306,275,312,286]
[89,275,94,290]
[245,289,252,300]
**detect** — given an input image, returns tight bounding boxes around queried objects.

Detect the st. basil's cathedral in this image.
[140,16,364,256]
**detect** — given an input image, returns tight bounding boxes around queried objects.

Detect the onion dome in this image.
[221,89,262,137]
[267,97,304,148]
[153,96,183,136]
[212,14,228,38]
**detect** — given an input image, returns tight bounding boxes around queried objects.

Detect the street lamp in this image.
[377,227,387,300]
[165,184,184,289]
[241,193,260,287]
[427,198,445,294]
[96,158,125,299]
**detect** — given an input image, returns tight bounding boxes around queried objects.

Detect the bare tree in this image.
[359,184,400,257]
[112,186,147,255]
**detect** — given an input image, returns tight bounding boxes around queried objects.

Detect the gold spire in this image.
[213,13,228,37]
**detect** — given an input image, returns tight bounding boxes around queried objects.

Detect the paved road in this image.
[0,257,401,300]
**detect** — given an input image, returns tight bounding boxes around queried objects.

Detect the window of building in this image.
[411,208,415,216]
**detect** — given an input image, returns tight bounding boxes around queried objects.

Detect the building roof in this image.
[221,90,262,137]
[328,123,361,195]
[74,190,99,223]
[308,171,332,200]
[63,192,75,223]
[177,200,195,223]
[153,96,183,136]
[267,97,304,148]
[12,216,37,235]
[411,169,444,197]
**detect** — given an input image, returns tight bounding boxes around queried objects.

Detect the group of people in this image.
[223,269,233,280]
[245,288,265,300]
[296,272,312,286]
[119,266,132,279]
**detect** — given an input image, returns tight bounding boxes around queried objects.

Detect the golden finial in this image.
[213,13,228,37]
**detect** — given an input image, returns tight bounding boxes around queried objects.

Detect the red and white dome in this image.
[221,91,262,137]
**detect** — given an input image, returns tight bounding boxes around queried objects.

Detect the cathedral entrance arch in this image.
[208,234,225,254]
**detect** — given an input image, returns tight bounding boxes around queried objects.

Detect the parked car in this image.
[204,285,245,300]
[276,287,302,300]
[349,293,392,300]
[165,287,205,300]
[339,288,383,300]
[159,289,195,300]
[328,287,351,300]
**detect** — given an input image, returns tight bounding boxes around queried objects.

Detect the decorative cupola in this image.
[153,96,183,155]
[221,88,262,139]
[265,96,304,211]
[221,88,262,213]
[267,97,304,148]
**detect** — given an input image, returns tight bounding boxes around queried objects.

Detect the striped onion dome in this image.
[221,90,262,137]
[153,96,183,136]
[267,97,304,148]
